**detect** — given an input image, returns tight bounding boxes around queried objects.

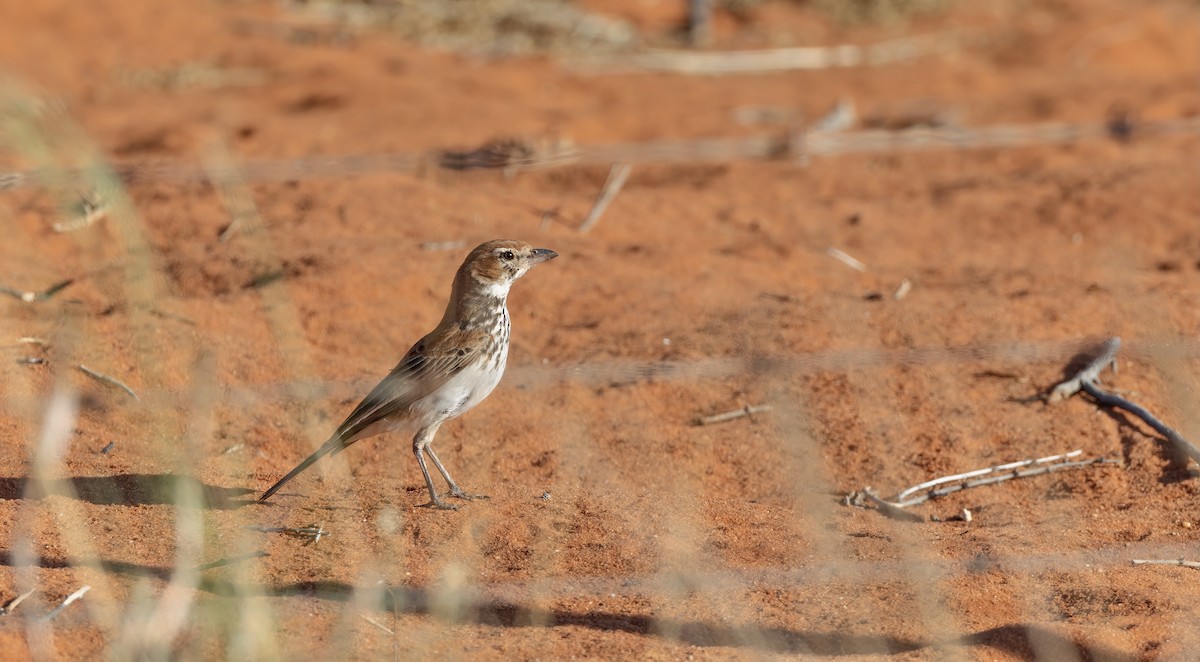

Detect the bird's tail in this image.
[258,436,349,502]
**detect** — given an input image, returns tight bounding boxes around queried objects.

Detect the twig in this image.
[0,279,75,303]
[1047,337,1121,403]
[1131,559,1200,570]
[1081,381,1200,465]
[150,308,197,326]
[578,162,631,234]
[694,404,772,426]
[249,523,329,544]
[847,450,1117,513]
[42,585,90,621]
[893,450,1099,505]
[849,489,924,522]
[583,30,966,75]
[0,588,35,616]
[76,364,140,401]
[52,196,108,233]
[1048,336,1200,465]
[360,613,395,635]
[825,247,867,272]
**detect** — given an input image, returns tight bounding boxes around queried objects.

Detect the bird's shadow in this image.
[0,474,256,510]
[0,551,1129,659]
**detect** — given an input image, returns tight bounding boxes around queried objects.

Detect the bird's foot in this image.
[420,498,460,510]
[449,487,489,501]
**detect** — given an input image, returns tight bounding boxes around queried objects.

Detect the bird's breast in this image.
[411,343,508,426]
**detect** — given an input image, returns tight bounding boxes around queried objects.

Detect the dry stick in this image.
[42,585,90,622]
[578,162,631,234]
[1080,381,1200,465]
[1131,559,1200,570]
[848,450,1116,516]
[895,450,1085,503]
[52,196,108,233]
[1048,336,1200,465]
[0,589,35,616]
[826,247,867,272]
[694,404,772,426]
[891,456,1115,507]
[248,523,329,543]
[0,279,75,303]
[360,614,395,635]
[585,30,966,75]
[76,364,140,401]
[1047,337,1121,403]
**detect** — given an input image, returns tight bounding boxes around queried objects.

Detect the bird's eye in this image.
[500,250,515,261]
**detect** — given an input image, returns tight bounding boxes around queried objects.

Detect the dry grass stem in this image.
[578,162,631,234]
[848,449,1117,513]
[826,247,867,272]
[360,613,395,635]
[52,196,108,233]
[582,31,966,75]
[249,523,329,544]
[694,404,772,426]
[1131,559,1200,570]
[42,585,90,621]
[76,364,140,401]
[0,589,36,616]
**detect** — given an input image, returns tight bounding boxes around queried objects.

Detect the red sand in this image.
[2,0,1200,659]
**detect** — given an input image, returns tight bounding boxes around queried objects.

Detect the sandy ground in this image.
[2,0,1200,659]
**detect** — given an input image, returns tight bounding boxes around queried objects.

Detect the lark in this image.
[259,240,558,509]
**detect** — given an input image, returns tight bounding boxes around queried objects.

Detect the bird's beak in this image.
[530,248,558,264]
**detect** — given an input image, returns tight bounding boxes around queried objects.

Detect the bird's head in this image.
[460,239,558,298]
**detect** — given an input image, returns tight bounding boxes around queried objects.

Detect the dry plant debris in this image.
[578,162,631,234]
[76,364,141,401]
[42,585,90,621]
[250,523,329,545]
[0,278,74,303]
[848,450,1115,520]
[694,404,772,426]
[1131,559,1200,570]
[0,589,35,616]
[1047,337,1200,466]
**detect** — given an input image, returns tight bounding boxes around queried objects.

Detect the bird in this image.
[258,239,558,509]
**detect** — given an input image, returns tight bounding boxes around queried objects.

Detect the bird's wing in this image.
[333,323,491,442]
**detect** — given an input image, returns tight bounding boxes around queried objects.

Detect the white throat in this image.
[479,280,512,299]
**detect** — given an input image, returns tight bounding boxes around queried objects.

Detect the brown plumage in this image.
[258,239,558,509]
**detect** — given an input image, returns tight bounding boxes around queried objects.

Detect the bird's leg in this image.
[412,427,457,510]
[425,445,489,501]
